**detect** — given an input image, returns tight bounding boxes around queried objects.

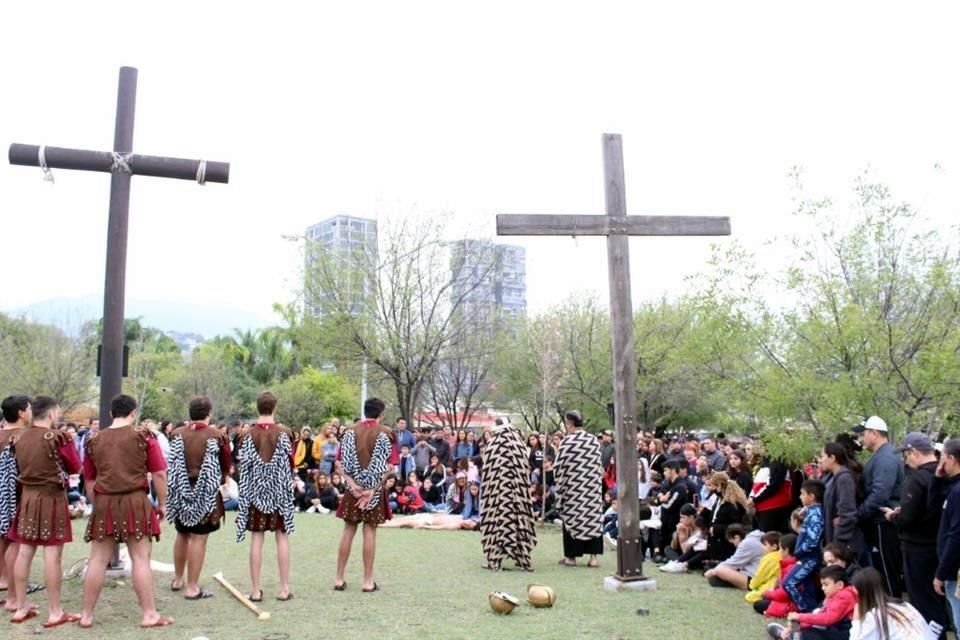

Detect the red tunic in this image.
[10,426,80,545]
[83,425,166,542]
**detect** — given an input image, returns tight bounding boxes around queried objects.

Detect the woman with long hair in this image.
[705,471,749,561]
[725,449,753,496]
[453,429,472,462]
[648,439,666,475]
[850,567,933,639]
[527,433,544,472]
[820,442,865,555]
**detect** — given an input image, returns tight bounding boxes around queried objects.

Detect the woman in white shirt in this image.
[850,567,936,640]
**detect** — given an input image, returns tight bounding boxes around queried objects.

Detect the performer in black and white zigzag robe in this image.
[236,391,295,602]
[479,417,537,571]
[333,397,394,593]
[555,409,605,567]
[166,396,231,600]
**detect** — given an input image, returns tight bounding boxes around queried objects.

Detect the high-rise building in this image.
[305,215,378,316]
[450,240,527,326]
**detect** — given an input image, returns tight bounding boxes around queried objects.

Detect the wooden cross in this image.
[497,133,731,581]
[9,67,229,426]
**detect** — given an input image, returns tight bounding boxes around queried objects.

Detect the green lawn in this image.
[7,515,773,640]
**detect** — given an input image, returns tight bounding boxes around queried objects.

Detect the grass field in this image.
[6,514,779,640]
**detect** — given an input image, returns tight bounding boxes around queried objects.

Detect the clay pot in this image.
[488,591,520,615]
[526,583,557,608]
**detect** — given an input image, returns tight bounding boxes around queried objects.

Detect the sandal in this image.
[140,616,174,628]
[11,609,39,624]
[249,589,263,603]
[43,612,82,628]
[25,582,45,595]
[558,559,577,567]
[361,582,379,593]
[333,582,347,591]
[184,589,214,600]
[276,592,294,601]
[170,579,183,592]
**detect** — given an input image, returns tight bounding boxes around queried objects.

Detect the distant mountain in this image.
[7,295,276,340]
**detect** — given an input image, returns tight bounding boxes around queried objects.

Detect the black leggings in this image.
[801,621,851,640]
[677,548,707,570]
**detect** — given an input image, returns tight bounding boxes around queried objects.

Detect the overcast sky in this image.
[2,2,958,327]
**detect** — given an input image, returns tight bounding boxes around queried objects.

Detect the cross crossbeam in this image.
[9,144,229,183]
[496,133,731,583]
[8,66,229,427]
[496,213,730,236]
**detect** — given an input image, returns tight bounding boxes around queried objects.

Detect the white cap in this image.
[863,416,888,432]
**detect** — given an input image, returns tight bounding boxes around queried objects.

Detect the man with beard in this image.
[479,417,537,572]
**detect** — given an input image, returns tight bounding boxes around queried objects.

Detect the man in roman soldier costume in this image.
[235,391,295,602]
[80,394,172,629]
[0,395,32,615]
[555,409,604,568]
[8,396,82,626]
[333,397,393,593]
[166,396,231,600]
[479,417,537,571]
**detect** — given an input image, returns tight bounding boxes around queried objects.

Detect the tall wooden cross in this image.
[497,133,731,582]
[9,67,230,426]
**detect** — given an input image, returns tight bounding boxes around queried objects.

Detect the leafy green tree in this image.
[274,367,358,428]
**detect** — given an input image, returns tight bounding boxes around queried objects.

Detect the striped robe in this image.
[479,424,537,570]
[555,428,604,540]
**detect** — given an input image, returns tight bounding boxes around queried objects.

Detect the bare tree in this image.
[304,214,496,423]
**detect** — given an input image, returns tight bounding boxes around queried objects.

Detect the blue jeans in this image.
[946,580,959,635]
[784,559,820,612]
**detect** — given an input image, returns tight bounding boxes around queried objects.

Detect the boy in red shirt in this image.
[767,565,857,640]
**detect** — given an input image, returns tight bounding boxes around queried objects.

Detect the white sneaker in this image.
[662,561,688,574]
[658,561,676,572]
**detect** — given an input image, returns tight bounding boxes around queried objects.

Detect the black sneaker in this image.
[766,623,785,640]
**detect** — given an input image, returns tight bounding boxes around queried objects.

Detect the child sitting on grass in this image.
[756,533,799,617]
[766,565,857,640]
[746,531,782,604]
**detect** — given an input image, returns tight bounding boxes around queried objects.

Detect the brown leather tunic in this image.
[12,427,78,544]
[171,424,229,481]
[84,426,162,542]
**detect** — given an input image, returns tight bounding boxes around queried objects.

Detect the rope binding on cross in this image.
[110,152,133,174]
[38,145,55,183]
[196,159,207,185]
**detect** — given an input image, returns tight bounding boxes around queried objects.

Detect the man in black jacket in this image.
[931,438,960,635]
[853,415,904,596]
[884,432,945,638]
[656,459,689,563]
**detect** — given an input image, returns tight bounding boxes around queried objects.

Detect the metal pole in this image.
[99,66,137,428]
[360,358,368,418]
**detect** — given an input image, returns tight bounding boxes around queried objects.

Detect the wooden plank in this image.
[496,213,730,237]
[8,144,230,183]
[603,134,646,580]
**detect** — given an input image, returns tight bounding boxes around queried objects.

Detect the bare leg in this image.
[184,534,208,598]
[80,539,116,627]
[4,541,20,611]
[43,544,69,624]
[172,533,189,590]
[249,532,264,598]
[275,532,290,598]
[361,524,377,590]
[12,543,37,619]
[0,538,7,590]
[711,565,750,590]
[335,523,357,587]
[127,536,169,626]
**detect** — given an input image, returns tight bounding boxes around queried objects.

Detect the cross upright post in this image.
[496,133,731,584]
[9,66,230,426]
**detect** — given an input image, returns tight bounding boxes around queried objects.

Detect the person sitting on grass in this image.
[704,524,764,589]
[821,542,860,585]
[849,567,934,640]
[756,533,800,617]
[446,472,468,515]
[745,531,782,605]
[766,564,857,640]
[660,514,710,573]
[663,504,696,561]
[418,477,446,512]
[654,459,689,564]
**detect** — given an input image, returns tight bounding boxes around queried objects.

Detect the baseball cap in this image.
[852,416,888,433]
[896,432,934,453]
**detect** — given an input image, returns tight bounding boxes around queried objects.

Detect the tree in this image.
[0,313,96,411]
[274,367,358,428]
[304,213,496,422]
